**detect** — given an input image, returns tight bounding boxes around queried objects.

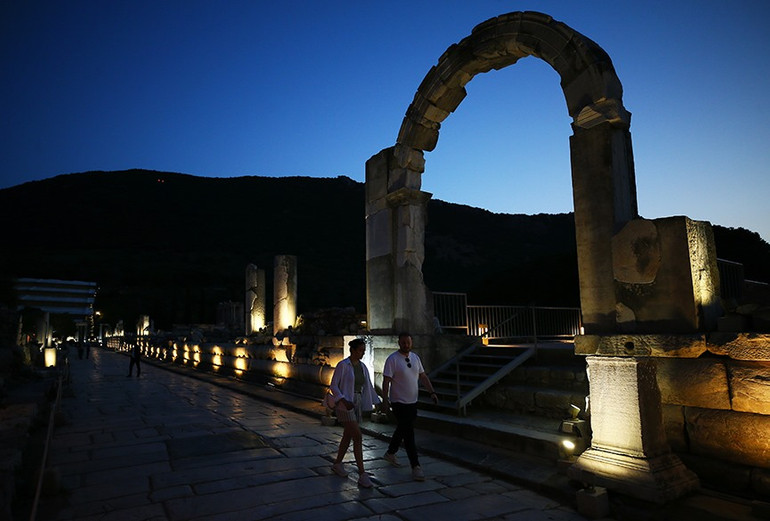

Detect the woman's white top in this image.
[330,358,381,412]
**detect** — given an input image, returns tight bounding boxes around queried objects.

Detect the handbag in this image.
[322,389,337,410]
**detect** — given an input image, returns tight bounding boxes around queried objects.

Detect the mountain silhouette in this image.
[1,169,767,330]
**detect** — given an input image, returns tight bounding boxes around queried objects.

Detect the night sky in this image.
[2,1,769,241]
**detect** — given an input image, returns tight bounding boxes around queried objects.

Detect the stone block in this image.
[504,387,535,411]
[550,367,577,382]
[576,486,610,519]
[612,217,721,334]
[365,147,391,203]
[527,366,550,384]
[534,390,573,412]
[685,407,770,468]
[662,404,688,452]
[707,332,770,361]
[678,452,752,495]
[387,168,421,192]
[575,334,707,357]
[656,358,730,410]
[752,467,770,498]
[728,360,770,414]
[393,143,426,172]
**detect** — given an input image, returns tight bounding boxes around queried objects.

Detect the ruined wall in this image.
[577,333,770,497]
[657,353,770,496]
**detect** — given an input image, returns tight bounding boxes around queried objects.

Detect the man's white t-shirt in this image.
[383,350,424,404]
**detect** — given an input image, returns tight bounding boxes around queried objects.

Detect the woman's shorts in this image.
[335,393,362,423]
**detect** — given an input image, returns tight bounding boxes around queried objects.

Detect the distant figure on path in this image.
[381,332,438,481]
[329,338,380,488]
[127,343,141,377]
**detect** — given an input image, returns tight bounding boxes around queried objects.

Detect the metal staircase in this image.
[423,342,537,415]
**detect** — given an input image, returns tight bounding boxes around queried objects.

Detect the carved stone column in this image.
[569,355,699,503]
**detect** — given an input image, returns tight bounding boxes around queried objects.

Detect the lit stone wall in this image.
[577,333,770,497]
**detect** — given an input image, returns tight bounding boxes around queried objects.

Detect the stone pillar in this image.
[273,255,297,339]
[569,356,698,503]
[570,120,638,334]
[137,315,150,336]
[245,264,266,335]
[365,146,434,334]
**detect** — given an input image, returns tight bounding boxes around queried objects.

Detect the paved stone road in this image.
[40,348,590,520]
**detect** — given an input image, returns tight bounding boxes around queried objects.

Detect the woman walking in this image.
[329,338,380,487]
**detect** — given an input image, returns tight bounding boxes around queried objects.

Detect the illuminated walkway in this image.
[36,348,763,520]
[38,348,591,520]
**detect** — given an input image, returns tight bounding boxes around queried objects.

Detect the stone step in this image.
[505,364,588,393]
[479,385,588,420]
[415,408,566,461]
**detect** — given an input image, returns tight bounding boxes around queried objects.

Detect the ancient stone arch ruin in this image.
[366,11,728,502]
[366,11,640,336]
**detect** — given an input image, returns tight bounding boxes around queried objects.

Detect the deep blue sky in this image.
[2,1,769,241]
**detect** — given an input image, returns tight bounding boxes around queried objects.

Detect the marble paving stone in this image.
[399,492,530,520]
[149,483,194,502]
[151,454,329,488]
[502,488,562,510]
[501,507,590,520]
[377,479,444,498]
[170,446,282,471]
[257,500,376,521]
[364,490,450,514]
[467,479,518,493]
[58,448,169,476]
[437,485,479,500]
[82,461,171,487]
[66,475,150,503]
[437,470,492,487]
[92,441,167,460]
[66,491,156,520]
[166,430,267,460]
[278,445,332,458]
[165,474,359,519]
[192,467,316,495]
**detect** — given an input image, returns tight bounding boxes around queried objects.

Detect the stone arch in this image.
[365,11,638,335]
[396,11,628,151]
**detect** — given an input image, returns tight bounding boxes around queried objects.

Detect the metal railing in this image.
[432,291,469,334]
[434,292,581,341]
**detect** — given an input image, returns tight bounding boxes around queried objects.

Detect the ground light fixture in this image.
[558,404,589,462]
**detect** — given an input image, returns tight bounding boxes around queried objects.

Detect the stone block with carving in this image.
[728,360,770,414]
[612,217,721,333]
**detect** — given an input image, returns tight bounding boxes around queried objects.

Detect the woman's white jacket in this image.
[329,358,381,411]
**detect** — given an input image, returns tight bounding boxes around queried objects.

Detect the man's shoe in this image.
[412,465,425,481]
[331,462,348,477]
[357,473,373,488]
[383,452,401,467]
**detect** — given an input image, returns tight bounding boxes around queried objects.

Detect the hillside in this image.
[1,170,768,330]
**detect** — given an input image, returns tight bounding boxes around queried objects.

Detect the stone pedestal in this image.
[569,356,698,503]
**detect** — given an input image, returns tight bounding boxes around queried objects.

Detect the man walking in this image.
[127,342,141,377]
[381,332,438,481]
